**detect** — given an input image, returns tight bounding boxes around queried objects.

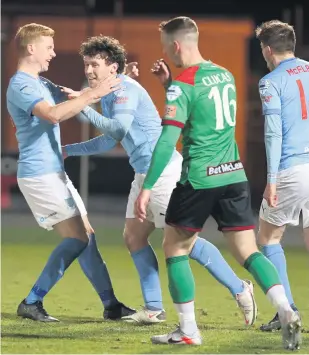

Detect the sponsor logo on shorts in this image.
[207,160,243,176]
[65,197,76,209]
[39,212,57,223]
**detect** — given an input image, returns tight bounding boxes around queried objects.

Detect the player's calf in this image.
[154,226,201,344]
[226,229,302,350]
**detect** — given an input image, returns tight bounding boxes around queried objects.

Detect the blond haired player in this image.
[6,23,135,322]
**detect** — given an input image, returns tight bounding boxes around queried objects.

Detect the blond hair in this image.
[15,23,54,53]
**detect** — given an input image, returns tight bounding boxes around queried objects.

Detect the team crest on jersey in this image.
[166,85,182,101]
[259,79,271,96]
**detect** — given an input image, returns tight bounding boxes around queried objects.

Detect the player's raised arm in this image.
[63,134,117,157]
[259,78,282,184]
[80,84,138,141]
[142,81,191,190]
[10,76,120,125]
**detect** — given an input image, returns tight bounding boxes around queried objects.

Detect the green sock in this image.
[166,255,195,303]
[244,252,281,293]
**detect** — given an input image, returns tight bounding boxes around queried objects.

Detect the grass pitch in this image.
[1,226,308,353]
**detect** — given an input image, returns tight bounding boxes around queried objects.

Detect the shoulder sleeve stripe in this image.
[162,119,184,128]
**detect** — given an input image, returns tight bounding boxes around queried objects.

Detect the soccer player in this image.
[255,20,309,332]
[134,16,301,349]
[62,35,257,326]
[6,23,135,322]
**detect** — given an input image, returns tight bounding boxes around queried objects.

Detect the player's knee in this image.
[258,220,284,246]
[123,228,141,251]
[162,230,194,258]
[81,214,94,235]
[54,215,89,243]
[224,230,259,265]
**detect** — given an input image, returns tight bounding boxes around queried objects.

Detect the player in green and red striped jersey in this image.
[134,16,301,349]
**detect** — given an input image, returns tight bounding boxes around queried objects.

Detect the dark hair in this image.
[79,35,127,74]
[255,20,296,53]
[159,16,198,35]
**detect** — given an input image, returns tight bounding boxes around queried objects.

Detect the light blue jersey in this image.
[6,71,66,178]
[65,75,165,174]
[259,57,309,183]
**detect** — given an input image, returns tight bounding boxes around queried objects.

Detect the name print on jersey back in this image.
[163,61,247,190]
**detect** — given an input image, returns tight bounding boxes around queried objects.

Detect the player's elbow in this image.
[46,112,60,124]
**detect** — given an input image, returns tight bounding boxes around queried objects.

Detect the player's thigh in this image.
[213,181,255,232]
[126,174,155,222]
[163,224,198,258]
[260,165,309,228]
[124,218,155,252]
[150,178,178,229]
[212,181,257,264]
[66,175,94,235]
[258,217,286,245]
[17,172,87,241]
[224,229,259,265]
[149,150,182,228]
[165,182,215,232]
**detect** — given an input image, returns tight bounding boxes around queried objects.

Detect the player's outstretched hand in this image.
[134,189,151,222]
[126,62,139,79]
[92,76,121,102]
[263,183,277,207]
[151,59,172,89]
[59,86,81,99]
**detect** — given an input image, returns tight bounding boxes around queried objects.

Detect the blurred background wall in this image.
[1,0,308,213]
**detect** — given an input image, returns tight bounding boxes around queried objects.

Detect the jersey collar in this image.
[278,57,297,66]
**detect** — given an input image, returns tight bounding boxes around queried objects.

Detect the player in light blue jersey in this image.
[6,23,136,322]
[256,20,306,340]
[62,35,257,325]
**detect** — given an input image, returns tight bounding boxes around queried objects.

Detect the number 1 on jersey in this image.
[296,79,308,120]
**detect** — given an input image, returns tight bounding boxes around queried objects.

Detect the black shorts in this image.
[165,181,255,232]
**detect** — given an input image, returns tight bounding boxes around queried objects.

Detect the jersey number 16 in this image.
[208,84,237,130]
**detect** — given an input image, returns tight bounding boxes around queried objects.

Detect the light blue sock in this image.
[78,233,119,309]
[190,237,244,297]
[25,238,87,304]
[131,245,163,311]
[262,244,296,308]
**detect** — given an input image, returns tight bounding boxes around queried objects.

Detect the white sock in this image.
[174,301,198,335]
[266,285,294,320]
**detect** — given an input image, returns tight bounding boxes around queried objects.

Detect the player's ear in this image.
[173,40,180,53]
[27,43,35,55]
[264,45,272,57]
[110,62,119,74]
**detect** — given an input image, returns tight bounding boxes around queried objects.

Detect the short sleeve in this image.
[10,80,44,115]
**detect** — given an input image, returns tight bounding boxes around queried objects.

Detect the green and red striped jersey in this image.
[162,61,247,189]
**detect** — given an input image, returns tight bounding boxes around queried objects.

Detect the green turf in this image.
[1,227,308,354]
